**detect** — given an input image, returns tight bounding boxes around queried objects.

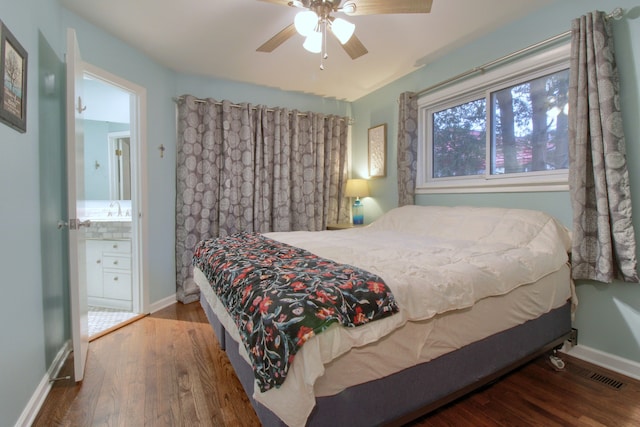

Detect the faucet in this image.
[109,200,122,217]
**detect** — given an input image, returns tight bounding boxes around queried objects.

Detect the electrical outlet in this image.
[569,328,578,346]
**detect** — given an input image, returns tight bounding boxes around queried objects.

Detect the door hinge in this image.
[77,96,87,114]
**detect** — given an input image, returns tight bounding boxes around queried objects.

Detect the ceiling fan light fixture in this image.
[340,1,357,15]
[303,30,322,53]
[294,10,318,36]
[330,17,355,44]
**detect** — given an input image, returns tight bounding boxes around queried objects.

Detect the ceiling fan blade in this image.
[340,33,368,59]
[256,0,293,6]
[341,0,432,15]
[257,23,298,53]
[257,0,308,7]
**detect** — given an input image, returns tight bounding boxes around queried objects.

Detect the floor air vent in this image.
[570,364,626,390]
[588,372,625,390]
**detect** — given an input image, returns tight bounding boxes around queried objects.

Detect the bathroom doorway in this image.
[81,63,147,339]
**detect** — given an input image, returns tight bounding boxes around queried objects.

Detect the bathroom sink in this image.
[84,216,132,223]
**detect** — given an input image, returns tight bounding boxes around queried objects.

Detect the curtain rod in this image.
[415,7,625,98]
[173,96,352,123]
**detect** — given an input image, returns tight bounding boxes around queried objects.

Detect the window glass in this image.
[432,99,486,178]
[417,44,570,193]
[491,69,570,175]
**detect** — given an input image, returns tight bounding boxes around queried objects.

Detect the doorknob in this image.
[57,220,68,229]
[66,218,92,230]
[75,219,92,229]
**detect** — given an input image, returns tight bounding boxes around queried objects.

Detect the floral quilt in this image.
[193,232,399,392]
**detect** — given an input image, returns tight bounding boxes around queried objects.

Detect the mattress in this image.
[195,263,572,426]
[201,293,571,427]
[312,263,572,396]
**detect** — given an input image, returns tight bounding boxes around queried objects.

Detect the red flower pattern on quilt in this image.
[193,232,399,392]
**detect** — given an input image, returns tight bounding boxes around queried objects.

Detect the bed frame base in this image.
[200,293,571,426]
[387,332,568,426]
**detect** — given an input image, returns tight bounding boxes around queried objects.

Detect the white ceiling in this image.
[60,0,555,102]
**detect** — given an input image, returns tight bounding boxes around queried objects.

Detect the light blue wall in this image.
[60,9,179,305]
[175,74,352,117]
[83,120,129,200]
[2,0,639,425]
[61,9,352,304]
[38,29,69,375]
[0,0,60,425]
[0,1,353,425]
[351,0,640,364]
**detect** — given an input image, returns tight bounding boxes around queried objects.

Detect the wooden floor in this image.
[34,302,640,427]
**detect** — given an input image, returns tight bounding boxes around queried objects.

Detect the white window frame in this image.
[417,43,571,194]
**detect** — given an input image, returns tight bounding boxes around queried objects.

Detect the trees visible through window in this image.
[491,70,569,175]
[418,44,570,193]
[433,99,486,177]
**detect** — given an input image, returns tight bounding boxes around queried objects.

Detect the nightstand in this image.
[326,223,364,230]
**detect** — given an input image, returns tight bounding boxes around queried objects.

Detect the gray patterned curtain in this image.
[397,92,419,206]
[176,96,350,303]
[568,11,639,283]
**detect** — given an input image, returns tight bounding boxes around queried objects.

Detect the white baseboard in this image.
[561,343,640,381]
[15,341,72,427]
[149,293,177,313]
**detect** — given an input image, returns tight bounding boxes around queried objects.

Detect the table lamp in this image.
[344,179,370,225]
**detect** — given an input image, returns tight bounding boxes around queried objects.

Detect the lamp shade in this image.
[331,17,355,44]
[344,179,370,198]
[295,10,318,36]
[303,30,322,53]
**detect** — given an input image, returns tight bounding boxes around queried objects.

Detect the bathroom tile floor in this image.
[88,306,139,338]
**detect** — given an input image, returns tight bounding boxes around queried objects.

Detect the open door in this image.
[66,28,90,382]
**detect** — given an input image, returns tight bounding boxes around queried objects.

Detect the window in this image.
[417,44,570,193]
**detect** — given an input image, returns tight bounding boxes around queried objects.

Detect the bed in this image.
[192,205,575,426]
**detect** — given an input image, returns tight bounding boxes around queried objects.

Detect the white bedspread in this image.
[269,205,572,321]
[196,205,573,426]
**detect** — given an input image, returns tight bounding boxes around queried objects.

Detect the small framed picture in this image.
[0,20,28,133]
[368,123,386,178]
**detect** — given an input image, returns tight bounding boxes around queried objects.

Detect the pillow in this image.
[367,205,571,251]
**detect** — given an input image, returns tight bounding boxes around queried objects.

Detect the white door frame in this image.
[83,62,149,315]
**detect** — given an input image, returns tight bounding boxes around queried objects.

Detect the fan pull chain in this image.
[323,20,328,60]
[320,20,327,70]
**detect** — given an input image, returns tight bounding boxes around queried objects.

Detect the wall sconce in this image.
[344,178,370,224]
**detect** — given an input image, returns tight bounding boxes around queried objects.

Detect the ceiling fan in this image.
[257,0,433,68]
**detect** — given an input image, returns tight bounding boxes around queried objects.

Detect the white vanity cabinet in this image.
[86,239,132,310]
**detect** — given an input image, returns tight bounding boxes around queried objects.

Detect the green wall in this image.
[0,1,351,425]
[83,120,129,200]
[2,0,639,425]
[0,1,60,425]
[351,0,640,364]
[60,8,351,305]
[37,30,69,379]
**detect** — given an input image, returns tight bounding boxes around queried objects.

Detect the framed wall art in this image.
[368,123,386,178]
[0,20,28,133]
